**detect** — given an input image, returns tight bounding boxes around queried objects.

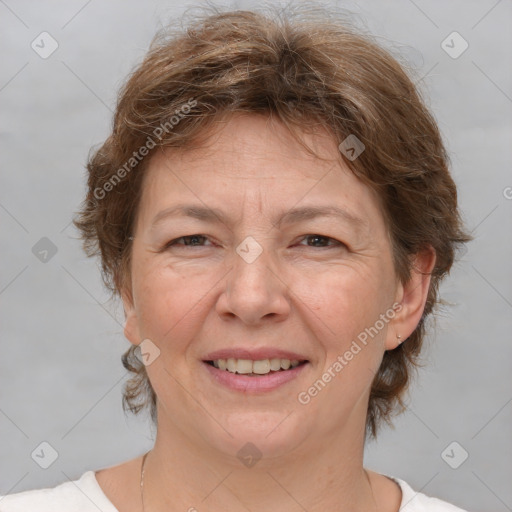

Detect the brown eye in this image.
[298,235,344,248]
[164,234,210,249]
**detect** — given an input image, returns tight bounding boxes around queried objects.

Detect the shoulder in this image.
[0,471,119,512]
[390,475,469,511]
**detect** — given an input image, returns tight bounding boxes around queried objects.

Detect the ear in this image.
[385,245,436,351]
[121,286,140,347]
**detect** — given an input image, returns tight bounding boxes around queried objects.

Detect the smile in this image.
[207,358,306,375]
[203,359,310,392]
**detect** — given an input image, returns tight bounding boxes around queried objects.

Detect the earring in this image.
[396,334,402,343]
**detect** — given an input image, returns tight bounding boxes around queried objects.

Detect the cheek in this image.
[297,263,390,343]
[294,264,394,400]
[292,267,393,429]
[133,261,214,344]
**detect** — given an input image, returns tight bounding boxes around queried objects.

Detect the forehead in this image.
[148,114,344,179]
[138,114,386,233]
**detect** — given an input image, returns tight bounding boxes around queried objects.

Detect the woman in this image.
[0,6,471,511]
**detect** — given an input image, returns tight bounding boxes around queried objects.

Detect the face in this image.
[123,114,426,461]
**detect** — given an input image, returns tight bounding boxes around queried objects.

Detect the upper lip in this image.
[203,348,309,362]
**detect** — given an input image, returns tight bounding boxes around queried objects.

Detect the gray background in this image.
[1,0,511,510]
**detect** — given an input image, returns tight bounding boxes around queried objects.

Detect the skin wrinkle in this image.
[70,9,473,508]
[104,115,435,511]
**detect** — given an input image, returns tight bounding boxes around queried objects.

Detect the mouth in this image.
[204,358,308,376]
[202,358,310,393]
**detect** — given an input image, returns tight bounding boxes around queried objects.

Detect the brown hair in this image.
[73,5,471,438]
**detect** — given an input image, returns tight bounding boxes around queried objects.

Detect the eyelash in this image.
[162,234,345,250]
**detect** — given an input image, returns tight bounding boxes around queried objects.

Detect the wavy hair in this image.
[73,4,471,438]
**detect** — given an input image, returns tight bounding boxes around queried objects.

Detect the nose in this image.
[215,244,291,325]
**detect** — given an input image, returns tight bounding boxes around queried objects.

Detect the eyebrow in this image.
[150,203,366,232]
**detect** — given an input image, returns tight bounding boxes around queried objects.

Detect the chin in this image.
[204,410,307,463]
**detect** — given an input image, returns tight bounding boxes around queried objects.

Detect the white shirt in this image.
[0,470,468,511]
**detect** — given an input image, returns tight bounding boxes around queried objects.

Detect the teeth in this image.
[253,359,270,374]
[270,358,281,371]
[233,358,252,374]
[227,358,237,373]
[211,358,302,375]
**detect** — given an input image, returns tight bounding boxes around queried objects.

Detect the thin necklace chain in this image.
[140,451,377,512]
[140,451,149,512]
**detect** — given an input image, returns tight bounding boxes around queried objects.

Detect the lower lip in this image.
[203,361,309,393]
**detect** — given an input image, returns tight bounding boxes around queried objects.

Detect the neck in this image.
[141,409,376,511]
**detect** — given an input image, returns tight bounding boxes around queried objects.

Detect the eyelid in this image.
[163,233,346,251]
[163,234,213,249]
[296,234,345,248]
